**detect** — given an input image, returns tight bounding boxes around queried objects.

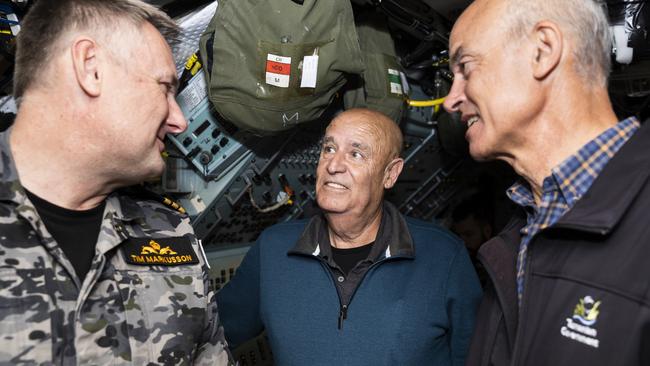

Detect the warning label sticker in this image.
[266,54,291,88]
[388,68,403,95]
[300,55,319,88]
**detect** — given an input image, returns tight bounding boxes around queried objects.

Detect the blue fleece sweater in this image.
[217,214,481,366]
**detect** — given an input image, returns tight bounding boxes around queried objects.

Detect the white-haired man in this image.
[444,0,649,365]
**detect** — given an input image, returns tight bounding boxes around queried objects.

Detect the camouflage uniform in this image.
[0,131,232,366]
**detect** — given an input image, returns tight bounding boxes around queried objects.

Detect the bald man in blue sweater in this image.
[217,109,482,365]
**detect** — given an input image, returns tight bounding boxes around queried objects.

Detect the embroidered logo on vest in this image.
[560,296,601,348]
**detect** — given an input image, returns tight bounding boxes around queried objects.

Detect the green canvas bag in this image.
[343,11,407,122]
[199,0,364,134]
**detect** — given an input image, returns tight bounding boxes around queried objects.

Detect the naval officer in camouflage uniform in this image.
[0,0,232,364]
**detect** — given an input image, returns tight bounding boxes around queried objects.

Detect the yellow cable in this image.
[407,97,446,108]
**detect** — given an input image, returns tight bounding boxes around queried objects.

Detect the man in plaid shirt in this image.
[443,0,649,365]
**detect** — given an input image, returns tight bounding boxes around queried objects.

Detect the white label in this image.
[177,69,207,114]
[266,73,290,88]
[7,13,20,36]
[267,54,291,64]
[300,55,319,88]
[387,68,403,95]
[266,53,291,88]
[400,71,410,95]
[390,82,403,95]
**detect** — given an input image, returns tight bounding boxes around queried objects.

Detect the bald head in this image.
[453,0,611,86]
[316,108,405,221]
[329,108,403,165]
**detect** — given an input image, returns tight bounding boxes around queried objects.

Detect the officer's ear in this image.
[383,157,404,189]
[531,20,563,80]
[71,36,102,97]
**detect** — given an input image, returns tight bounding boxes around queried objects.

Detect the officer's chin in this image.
[136,161,165,185]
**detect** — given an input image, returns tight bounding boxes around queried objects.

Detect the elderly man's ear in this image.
[531,20,563,80]
[383,158,404,189]
[71,37,102,97]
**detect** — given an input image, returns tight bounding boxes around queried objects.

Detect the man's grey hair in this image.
[14,0,180,99]
[504,0,611,87]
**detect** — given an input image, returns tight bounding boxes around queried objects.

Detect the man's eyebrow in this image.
[322,136,335,144]
[169,75,180,93]
[450,46,464,67]
[351,141,371,153]
[159,73,180,93]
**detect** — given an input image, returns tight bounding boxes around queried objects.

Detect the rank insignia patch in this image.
[123,237,199,266]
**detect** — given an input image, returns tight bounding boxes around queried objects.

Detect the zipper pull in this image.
[338,304,348,330]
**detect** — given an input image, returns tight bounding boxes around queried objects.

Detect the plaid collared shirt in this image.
[508,117,640,304]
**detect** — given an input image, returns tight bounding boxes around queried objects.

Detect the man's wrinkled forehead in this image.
[325,115,380,150]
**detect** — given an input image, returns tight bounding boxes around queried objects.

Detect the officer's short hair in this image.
[14,0,179,99]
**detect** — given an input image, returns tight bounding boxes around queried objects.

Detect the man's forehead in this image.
[449,19,472,63]
[449,3,479,44]
[325,118,379,148]
[449,0,504,61]
[130,23,178,83]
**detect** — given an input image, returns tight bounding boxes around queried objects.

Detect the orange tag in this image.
[266,60,291,75]
[266,53,291,88]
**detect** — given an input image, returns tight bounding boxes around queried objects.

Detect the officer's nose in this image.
[165,95,188,134]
